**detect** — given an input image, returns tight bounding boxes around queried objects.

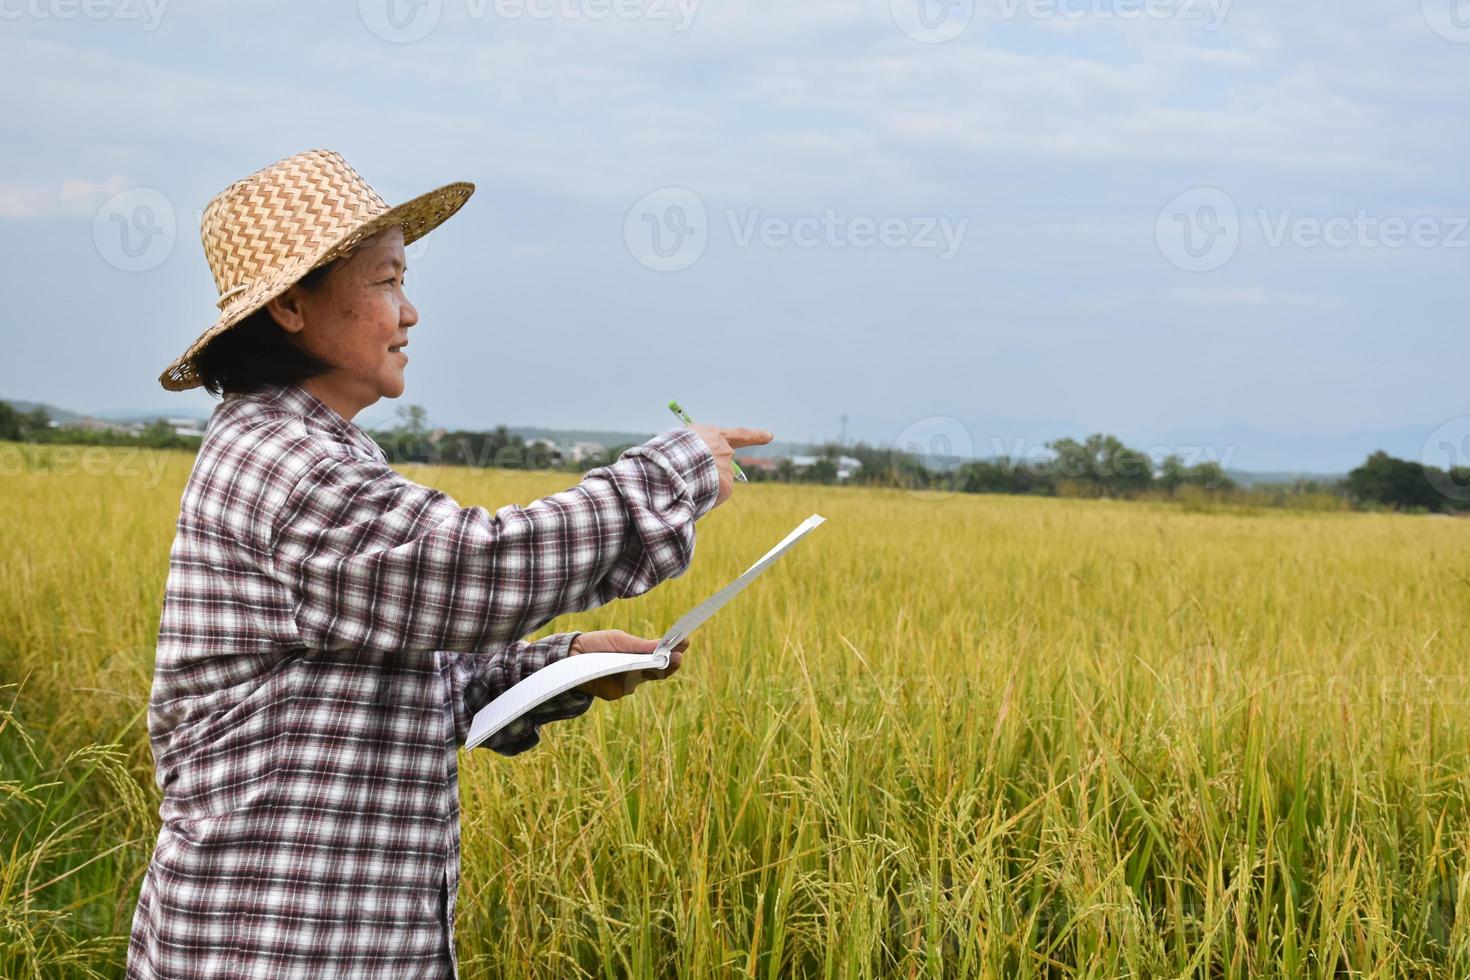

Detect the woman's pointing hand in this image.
[688,424,774,506]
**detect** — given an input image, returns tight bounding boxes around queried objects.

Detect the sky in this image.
[0,0,1464,463]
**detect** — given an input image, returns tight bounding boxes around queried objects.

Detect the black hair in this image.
[194,261,338,396]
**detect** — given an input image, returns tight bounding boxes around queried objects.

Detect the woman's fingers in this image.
[570,628,657,656]
[572,632,690,699]
[648,638,689,680]
[720,427,775,449]
[687,424,773,507]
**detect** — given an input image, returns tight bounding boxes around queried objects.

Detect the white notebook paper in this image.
[466,513,826,749]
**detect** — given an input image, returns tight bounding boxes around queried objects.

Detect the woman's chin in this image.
[379,369,407,399]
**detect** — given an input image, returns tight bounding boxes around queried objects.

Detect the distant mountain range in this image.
[5,399,86,423]
[5,397,1446,483]
[5,400,205,426]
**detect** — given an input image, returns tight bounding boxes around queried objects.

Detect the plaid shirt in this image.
[127,382,719,979]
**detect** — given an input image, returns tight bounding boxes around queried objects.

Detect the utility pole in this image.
[839,413,848,448]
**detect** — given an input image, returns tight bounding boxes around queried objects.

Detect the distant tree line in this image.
[745,433,1232,498]
[0,403,202,450]
[4,401,1464,515]
[370,424,538,470]
[365,405,637,473]
[747,433,1466,515]
[1344,451,1469,514]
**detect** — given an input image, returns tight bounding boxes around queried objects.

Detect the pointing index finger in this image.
[721,427,775,449]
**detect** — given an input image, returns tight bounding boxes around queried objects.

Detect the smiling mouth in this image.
[389,343,408,355]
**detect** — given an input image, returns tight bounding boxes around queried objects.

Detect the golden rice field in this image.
[4,441,1470,978]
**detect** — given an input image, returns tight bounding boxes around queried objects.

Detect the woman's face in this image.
[267,225,418,420]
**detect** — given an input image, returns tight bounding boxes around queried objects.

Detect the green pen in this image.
[669,400,748,482]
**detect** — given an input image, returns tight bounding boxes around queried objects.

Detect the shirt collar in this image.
[226,383,386,461]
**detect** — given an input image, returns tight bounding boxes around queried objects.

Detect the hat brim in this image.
[160,180,475,392]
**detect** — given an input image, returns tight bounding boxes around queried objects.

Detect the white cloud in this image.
[0,0,1464,432]
[0,174,130,219]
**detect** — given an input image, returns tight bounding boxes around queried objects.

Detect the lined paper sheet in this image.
[653,513,826,656]
[465,513,826,750]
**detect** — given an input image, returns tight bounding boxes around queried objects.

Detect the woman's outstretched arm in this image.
[263,427,720,655]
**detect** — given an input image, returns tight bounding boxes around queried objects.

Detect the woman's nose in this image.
[401,295,419,328]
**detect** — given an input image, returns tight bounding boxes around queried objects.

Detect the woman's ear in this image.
[266,286,307,335]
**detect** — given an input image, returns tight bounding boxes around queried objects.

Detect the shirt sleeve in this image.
[266,427,720,655]
[441,631,593,756]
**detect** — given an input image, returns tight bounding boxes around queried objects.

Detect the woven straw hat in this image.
[160,148,474,391]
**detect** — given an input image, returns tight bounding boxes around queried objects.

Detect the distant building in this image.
[739,456,780,476]
[525,438,565,467]
[569,441,608,466]
[166,417,206,438]
[789,454,864,482]
[73,417,132,434]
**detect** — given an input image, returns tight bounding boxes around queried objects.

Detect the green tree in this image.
[1158,454,1186,493]
[25,406,49,434]
[0,402,21,441]
[394,403,430,436]
[1346,451,1443,512]
[1047,434,1154,497]
[806,458,838,484]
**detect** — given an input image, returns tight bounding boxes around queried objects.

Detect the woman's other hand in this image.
[570,629,691,701]
[687,424,774,506]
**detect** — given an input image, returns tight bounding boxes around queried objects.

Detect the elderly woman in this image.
[126,149,770,979]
